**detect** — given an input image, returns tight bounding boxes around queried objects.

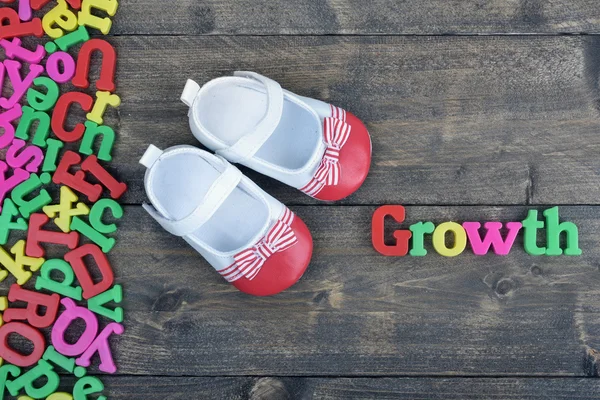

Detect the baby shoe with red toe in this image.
[181,71,372,202]
[140,144,313,296]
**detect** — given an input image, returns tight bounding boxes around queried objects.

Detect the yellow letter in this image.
[86,91,121,125]
[0,241,45,285]
[432,222,467,257]
[43,186,90,233]
[42,0,78,39]
[78,0,119,35]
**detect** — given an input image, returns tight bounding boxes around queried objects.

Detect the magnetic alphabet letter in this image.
[26,213,80,258]
[0,104,22,148]
[432,222,467,257]
[0,364,21,399]
[79,121,115,161]
[75,322,123,373]
[4,284,60,328]
[0,322,45,367]
[51,91,94,142]
[88,198,122,233]
[87,284,122,322]
[43,346,86,377]
[0,8,42,40]
[42,138,64,173]
[77,0,118,35]
[42,0,79,39]
[45,25,89,54]
[81,155,127,199]
[51,298,98,357]
[0,37,45,64]
[462,222,523,256]
[46,51,76,83]
[0,161,29,212]
[0,240,45,285]
[27,77,59,112]
[0,60,44,109]
[372,205,412,256]
[64,244,114,299]
[43,186,90,233]
[86,91,120,125]
[70,216,115,252]
[35,259,83,300]
[72,376,104,400]
[15,106,51,147]
[5,359,59,398]
[6,139,44,173]
[72,38,116,91]
[0,199,27,245]
[52,151,103,202]
[11,173,53,219]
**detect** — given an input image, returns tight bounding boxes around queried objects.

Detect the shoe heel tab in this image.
[140,144,163,169]
[181,79,201,107]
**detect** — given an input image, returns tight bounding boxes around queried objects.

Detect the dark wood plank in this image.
[110,0,600,35]
[8,205,594,376]
[56,376,600,400]
[105,35,600,205]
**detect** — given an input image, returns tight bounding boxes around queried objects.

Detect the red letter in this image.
[64,244,114,299]
[372,205,412,256]
[52,150,103,202]
[72,39,116,92]
[0,322,45,367]
[51,91,93,142]
[0,8,42,39]
[81,155,127,200]
[4,284,60,328]
[26,213,79,257]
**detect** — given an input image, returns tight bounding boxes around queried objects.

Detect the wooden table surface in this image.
[11,1,600,399]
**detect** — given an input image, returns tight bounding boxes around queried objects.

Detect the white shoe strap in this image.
[143,160,243,237]
[181,79,201,108]
[216,71,284,163]
[139,144,164,168]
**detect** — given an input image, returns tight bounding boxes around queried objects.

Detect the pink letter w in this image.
[462,222,523,255]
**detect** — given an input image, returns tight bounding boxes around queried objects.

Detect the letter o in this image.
[0,322,45,367]
[432,222,467,257]
[46,51,76,83]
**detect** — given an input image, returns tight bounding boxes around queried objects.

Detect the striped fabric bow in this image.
[219,209,297,282]
[301,109,351,197]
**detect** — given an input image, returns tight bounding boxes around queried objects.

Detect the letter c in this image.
[51,91,93,142]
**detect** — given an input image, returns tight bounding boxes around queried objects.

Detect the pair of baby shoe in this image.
[140,72,372,296]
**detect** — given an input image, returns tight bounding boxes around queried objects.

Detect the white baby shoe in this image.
[181,71,372,201]
[140,145,313,296]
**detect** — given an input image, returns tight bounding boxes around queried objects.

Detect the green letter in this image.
[522,210,546,255]
[15,106,51,147]
[543,206,582,256]
[409,222,435,256]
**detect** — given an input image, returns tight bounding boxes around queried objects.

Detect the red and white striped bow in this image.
[301,114,351,197]
[219,209,297,282]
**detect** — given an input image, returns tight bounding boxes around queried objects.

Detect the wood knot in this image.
[151,288,183,311]
[495,278,514,296]
[249,378,290,400]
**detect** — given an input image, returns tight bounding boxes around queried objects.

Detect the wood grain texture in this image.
[109,0,600,35]
[6,205,596,376]
[55,376,600,399]
[105,35,600,206]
